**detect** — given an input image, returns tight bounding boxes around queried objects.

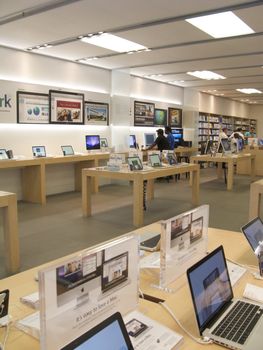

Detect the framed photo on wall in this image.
[168,107,182,128]
[17,91,49,124]
[49,90,84,124]
[134,101,155,126]
[154,108,167,127]
[84,101,109,125]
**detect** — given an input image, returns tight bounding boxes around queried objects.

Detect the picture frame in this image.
[168,107,182,128]
[134,101,155,127]
[154,108,167,127]
[17,91,49,124]
[84,101,109,125]
[49,90,84,124]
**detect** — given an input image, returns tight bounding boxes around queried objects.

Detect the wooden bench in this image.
[0,191,20,274]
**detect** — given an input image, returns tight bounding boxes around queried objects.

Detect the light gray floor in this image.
[0,168,260,278]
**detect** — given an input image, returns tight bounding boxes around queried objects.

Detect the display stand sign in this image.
[107,153,125,171]
[160,205,209,287]
[39,235,138,350]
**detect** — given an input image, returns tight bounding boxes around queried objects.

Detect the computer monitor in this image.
[171,128,183,146]
[56,252,102,307]
[61,145,74,156]
[144,133,156,147]
[101,252,129,294]
[86,135,100,150]
[0,149,9,160]
[32,146,46,157]
[60,312,134,350]
[100,138,108,148]
[129,135,136,148]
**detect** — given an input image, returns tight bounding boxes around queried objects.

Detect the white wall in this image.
[249,105,263,136]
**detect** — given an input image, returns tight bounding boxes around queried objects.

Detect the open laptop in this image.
[60,312,134,350]
[32,146,46,157]
[127,156,143,171]
[61,145,74,156]
[187,245,263,350]
[0,149,9,160]
[241,217,263,253]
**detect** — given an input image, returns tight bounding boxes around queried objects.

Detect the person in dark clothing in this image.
[146,129,170,151]
[165,126,175,150]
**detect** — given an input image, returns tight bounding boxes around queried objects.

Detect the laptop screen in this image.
[187,246,233,333]
[241,217,263,252]
[101,252,128,293]
[60,312,133,350]
[61,145,74,156]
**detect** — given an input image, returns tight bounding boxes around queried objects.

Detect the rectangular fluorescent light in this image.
[186,11,254,38]
[187,70,225,80]
[81,33,147,53]
[236,88,262,94]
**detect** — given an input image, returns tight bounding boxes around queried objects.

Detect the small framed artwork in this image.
[17,91,49,124]
[154,108,167,127]
[134,101,155,126]
[168,107,182,128]
[85,101,109,125]
[49,90,84,124]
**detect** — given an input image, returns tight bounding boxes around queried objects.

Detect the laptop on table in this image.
[60,312,134,349]
[241,217,263,253]
[187,245,263,350]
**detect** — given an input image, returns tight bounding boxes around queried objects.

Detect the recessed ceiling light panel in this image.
[186,11,254,38]
[81,33,147,53]
[187,70,225,80]
[236,88,262,94]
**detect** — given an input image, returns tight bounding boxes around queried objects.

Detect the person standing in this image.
[219,127,228,141]
[146,129,170,151]
[244,126,256,138]
[165,126,175,150]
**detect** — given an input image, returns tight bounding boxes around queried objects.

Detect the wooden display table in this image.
[237,147,263,176]
[0,191,20,274]
[82,164,200,227]
[0,153,110,204]
[0,225,260,350]
[190,153,255,190]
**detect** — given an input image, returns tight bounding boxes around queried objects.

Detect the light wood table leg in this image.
[250,157,256,181]
[0,192,20,274]
[227,160,234,190]
[21,164,46,204]
[217,162,223,179]
[133,176,144,227]
[82,174,92,216]
[75,160,95,192]
[249,180,263,220]
[147,179,154,200]
[191,168,200,205]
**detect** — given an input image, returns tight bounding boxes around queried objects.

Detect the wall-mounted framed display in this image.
[134,101,155,126]
[49,90,84,124]
[17,91,49,124]
[168,107,182,128]
[154,108,167,127]
[84,101,109,125]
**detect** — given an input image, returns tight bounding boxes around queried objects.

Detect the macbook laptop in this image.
[32,146,46,157]
[241,217,263,253]
[0,149,9,160]
[61,145,74,156]
[60,312,134,349]
[149,154,162,167]
[187,245,263,350]
[127,156,143,171]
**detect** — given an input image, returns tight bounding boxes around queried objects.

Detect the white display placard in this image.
[39,235,139,350]
[160,205,209,287]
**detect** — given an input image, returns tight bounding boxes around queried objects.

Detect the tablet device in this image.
[60,312,134,350]
[32,146,46,157]
[127,156,143,171]
[140,233,160,252]
[100,138,108,148]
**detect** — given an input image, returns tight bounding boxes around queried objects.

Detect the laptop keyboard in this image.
[212,300,263,345]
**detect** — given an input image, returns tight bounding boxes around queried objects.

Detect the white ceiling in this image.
[1,0,263,104]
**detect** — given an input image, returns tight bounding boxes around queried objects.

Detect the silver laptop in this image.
[241,217,263,253]
[187,245,263,350]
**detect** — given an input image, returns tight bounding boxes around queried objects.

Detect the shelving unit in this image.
[198,112,257,152]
